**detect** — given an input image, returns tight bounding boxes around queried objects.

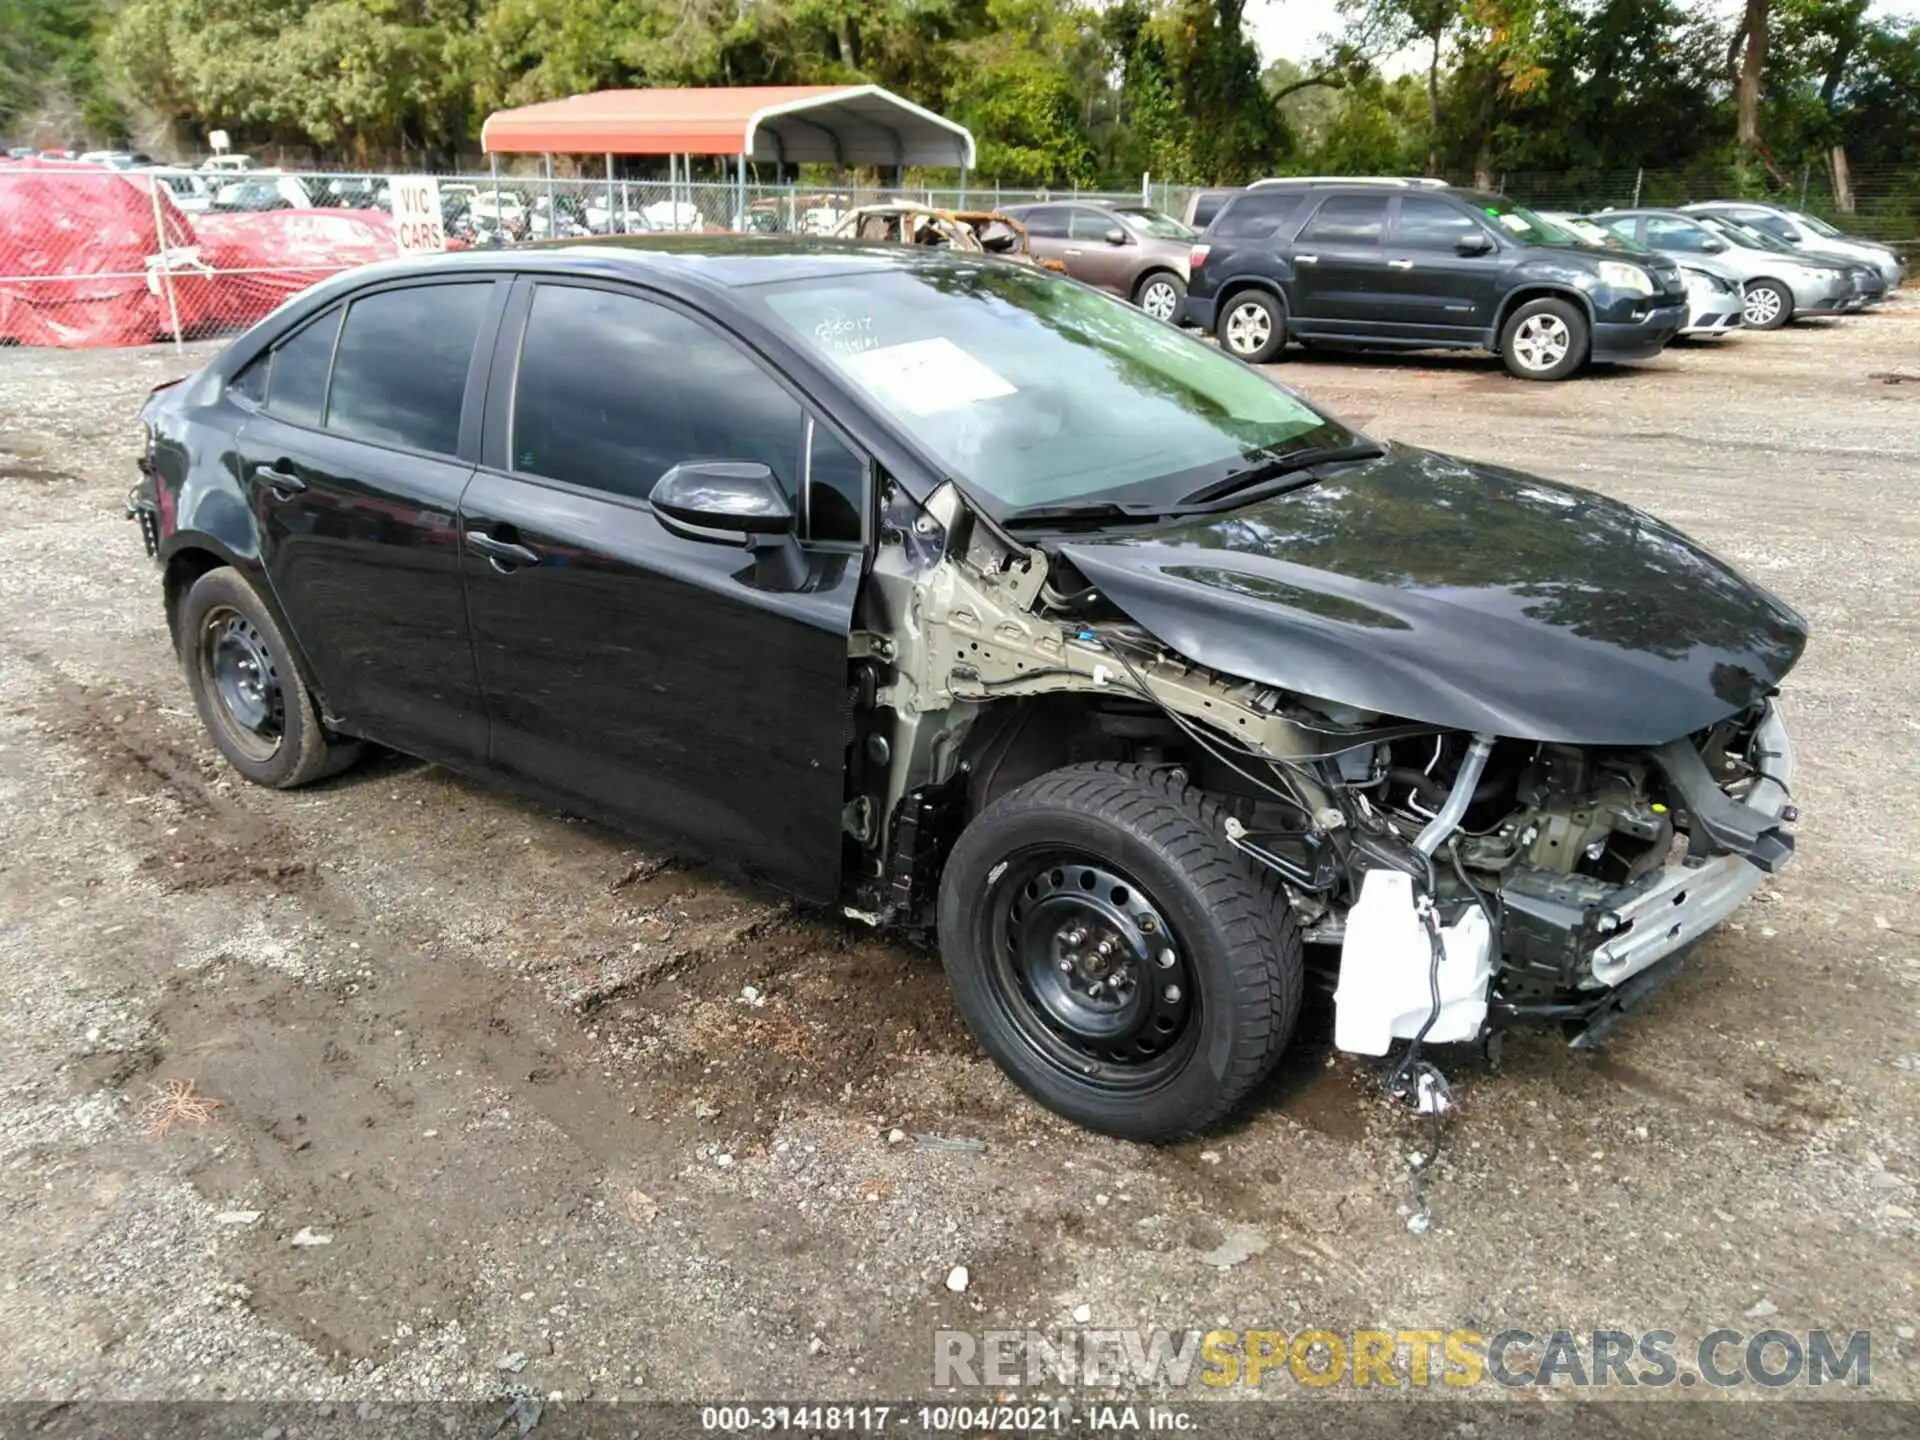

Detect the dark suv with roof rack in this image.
[1183,181,1688,380]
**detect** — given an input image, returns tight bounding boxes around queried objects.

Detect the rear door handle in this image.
[1063,247,1083,256]
[1295,253,1318,265]
[1388,258,1415,269]
[253,463,306,496]
[464,529,541,569]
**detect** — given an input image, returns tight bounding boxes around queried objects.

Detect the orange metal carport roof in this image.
[481,85,976,169]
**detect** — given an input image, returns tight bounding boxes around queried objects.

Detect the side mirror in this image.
[1103,226,1128,246]
[650,461,806,589]
[1455,233,1495,256]
[650,461,792,539]
[1702,238,1728,253]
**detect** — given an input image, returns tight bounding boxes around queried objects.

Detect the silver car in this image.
[1594,208,1851,329]
[1683,201,1903,292]
[1547,213,1744,338]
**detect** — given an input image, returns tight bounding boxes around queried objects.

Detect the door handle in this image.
[253,463,306,497]
[1388,258,1415,269]
[1295,253,1319,265]
[1063,247,1083,256]
[464,530,542,569]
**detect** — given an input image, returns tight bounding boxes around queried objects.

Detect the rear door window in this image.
[1210,191,1305,239]
[1300,194,1390,244]
[1020,206,1070,239]
[326,283,491,454]
[1393,196,1481,248]
[265,308,342,427]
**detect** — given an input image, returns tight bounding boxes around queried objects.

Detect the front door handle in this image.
[464,530,541,569]
[1064,247,1083,256]
[1388,258,1415,269]
[1295,253,1319,265]
[253,463,306,497]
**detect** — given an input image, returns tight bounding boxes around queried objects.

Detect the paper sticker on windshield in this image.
[838,337,1017,416]
[1494,212,1531,233]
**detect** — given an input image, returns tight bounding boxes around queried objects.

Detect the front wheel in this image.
[1499,296,1590,380]
[1216,290,1286,362]
[936,763,1302,1141]
[1742,279,1792,330]
[1134,271,1186,323]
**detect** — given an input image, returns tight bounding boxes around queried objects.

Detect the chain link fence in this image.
[4,158,1913,349]
[0,161,1152,348]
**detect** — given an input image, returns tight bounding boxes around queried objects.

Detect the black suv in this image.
[1183,181,1688,380]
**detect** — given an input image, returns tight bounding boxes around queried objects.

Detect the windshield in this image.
[1565,215,1647,252]
[747,263,1351,514]
[1464,193,1582,246]
[1695,214,1792,253]
[1112,207,1194,241]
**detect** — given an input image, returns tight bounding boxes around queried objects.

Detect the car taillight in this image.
[1189,244,1210,269]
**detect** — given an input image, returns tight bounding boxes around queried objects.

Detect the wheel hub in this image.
[1001,860,1193,1067]
[202,607,284,758]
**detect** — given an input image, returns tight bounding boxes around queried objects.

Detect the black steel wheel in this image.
[938,762,1302,1140]
[177,566,360,789]
[198,605,284,763]
[988,853,1200,1092]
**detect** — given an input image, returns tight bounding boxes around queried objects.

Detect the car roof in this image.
[326,234,1012,293]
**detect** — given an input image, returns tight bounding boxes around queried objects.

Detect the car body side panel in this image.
[458,470,860,901]
[1057,444,1807,746]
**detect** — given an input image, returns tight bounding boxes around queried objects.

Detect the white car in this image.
[200,154,257,175]
[146,168,216,214]
[641,199,704,232]
[213,173,316,211]
[1683,201,1902,292]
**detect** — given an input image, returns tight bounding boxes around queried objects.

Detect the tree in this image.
[1730,0,1768,154]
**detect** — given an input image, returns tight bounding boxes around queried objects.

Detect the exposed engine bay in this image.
[842,480,1797,1054]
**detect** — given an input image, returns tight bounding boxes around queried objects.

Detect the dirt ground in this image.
[0,307,1916,1410]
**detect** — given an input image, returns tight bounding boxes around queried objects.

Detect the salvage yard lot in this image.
[1,313,1917,1402]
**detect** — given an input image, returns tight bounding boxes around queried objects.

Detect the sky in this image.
[1248,0,1920,68]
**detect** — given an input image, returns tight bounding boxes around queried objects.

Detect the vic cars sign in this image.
[391,176,446,255]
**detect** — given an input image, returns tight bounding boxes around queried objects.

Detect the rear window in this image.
[1210,191,1305,239]
[1189,191,1239,229]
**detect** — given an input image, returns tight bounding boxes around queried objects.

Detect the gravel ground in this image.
[0,308,1917,1409]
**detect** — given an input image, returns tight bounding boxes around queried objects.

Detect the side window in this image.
[1191,191,1238,230]
[1741,211,1796,241]
[1644,217,1710,253]
[1020,206,1070,239]
[1210,192,1304,239]
[1068,208,1116,241]
[230,352,269,408]
[265,307,342,427]
[1300,194,1389,244]
[1602,216,1641,245]
[806,420,867,545]
[326,284,490,455]
[511,284,805,507]
[1394,196,1481,248]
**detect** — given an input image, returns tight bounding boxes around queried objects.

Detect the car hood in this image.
[1056,444,1808,746]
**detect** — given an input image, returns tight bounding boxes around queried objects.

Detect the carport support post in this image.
[544,154,554,236]
[958,165,968,210]
[606,153,616,234]
[147,177,183,353]
[1632,168,1643,207]
[736,152,746,231]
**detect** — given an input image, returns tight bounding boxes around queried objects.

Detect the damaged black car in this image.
[129,238,1805,1141]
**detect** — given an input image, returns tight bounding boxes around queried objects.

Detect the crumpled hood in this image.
[1057,443,1808,746]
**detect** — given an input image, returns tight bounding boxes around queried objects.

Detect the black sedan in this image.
[130,237,1805,1140]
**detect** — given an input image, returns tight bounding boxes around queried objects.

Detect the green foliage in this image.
[0,0,1910,187]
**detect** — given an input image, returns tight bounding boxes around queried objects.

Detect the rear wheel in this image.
[1742,279,1792,329]
[1216,290,1286,363]
[179,567,359,789]
[1134,271,1186,323]
[937,763,1301,1140]
[1499,296,1589,381]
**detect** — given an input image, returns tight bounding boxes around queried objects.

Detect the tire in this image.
[1498,296,1589,380]
[178,567,359,789]
[1742,279,1792,330]
[1216,289,1286,363]
[936,762,1302,1141]
[1134,271,1186,324]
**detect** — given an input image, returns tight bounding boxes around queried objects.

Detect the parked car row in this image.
[1151,178,1902,380]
